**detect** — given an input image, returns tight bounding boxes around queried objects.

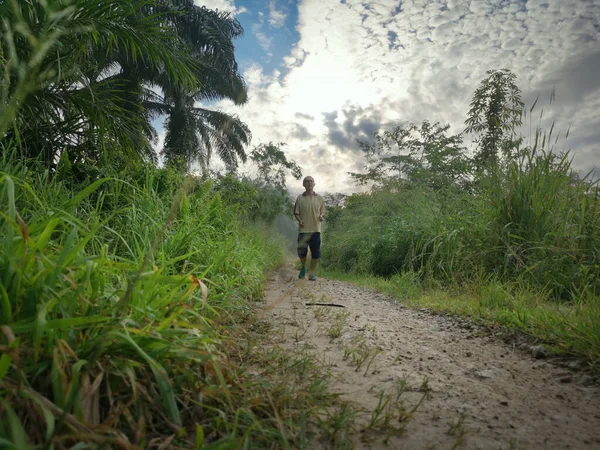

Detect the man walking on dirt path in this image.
[294,176,325,281]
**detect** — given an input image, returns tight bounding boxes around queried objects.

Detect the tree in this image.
[321,192,348,228]
[349,121,472,190]
[250,142,302,188]
[214,142,302,225]
[1,0,199,171]
[464,68,524,170]
[247,142,302,223]
[139,2,251,172]
[0,0,250,175]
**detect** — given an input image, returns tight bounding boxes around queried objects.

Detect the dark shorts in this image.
[297,232,321,259]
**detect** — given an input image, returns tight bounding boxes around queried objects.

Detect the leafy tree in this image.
[350,121,472,190]
[142,2,251,172]
[1,0,198,170]
[214,142,303,225]
[321,192,348,228]
[250,142,302,188]
[247,142,302,224]
[464,68,524,170]
[0,0,250,175]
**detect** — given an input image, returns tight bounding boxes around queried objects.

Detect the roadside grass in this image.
[320,269,600,369]
[0,164,357,448]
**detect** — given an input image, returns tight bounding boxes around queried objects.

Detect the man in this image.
[294,176,325,281]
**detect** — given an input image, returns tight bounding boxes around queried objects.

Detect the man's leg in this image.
[309,257,319,274]
[308,233,321,280]
[297,234,309,279]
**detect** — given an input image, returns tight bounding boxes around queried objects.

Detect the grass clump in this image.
[0,162,347,448]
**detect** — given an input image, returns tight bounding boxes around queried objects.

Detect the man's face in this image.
[303,177,315,189]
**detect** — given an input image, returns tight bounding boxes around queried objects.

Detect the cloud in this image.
[295,112,314,120]
[321,104,396,152]
[291,123,314,140]
[268,0,287,28]
[253,23,274,55]
[194,0,246,15]
[213,0,600,193]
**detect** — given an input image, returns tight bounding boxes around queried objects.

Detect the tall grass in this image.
[323,139,600,363]
[1,159,345,448]
[0,1,362,446]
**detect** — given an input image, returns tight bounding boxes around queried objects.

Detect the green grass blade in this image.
[64,178,110,209]
[0,401,33,450]
[113,330,182,426]
[0,282,12,324]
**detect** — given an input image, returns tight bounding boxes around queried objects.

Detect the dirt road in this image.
[259,263,600,449]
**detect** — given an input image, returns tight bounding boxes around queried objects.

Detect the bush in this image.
[324,148,600,299]
[0,160,288,447]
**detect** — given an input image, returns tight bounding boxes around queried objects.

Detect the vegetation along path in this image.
[259,263,600,450]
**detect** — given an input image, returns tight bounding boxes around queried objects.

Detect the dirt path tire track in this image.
[260,263,600,450]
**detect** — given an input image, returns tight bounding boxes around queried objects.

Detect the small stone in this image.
[559,376,573,383]
[500,400,508,406]
[474,368,504,379]
[531,345,548,359]
[466,351,472,357]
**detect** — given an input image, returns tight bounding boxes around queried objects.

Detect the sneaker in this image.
[298,267,307,279]
[309,274,317,281]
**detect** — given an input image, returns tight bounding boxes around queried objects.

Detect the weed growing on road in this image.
[342,336,383,375]
[317,403,357,449]
[447,413,467,449]
[361,376,430,444]
[328,311,351,340]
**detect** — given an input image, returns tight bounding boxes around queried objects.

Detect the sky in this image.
[187,0,600,195]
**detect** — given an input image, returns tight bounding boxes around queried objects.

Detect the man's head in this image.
[303,176,315,191]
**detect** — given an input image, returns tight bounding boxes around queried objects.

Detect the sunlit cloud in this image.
[212,0,600,193]
[268,0,287,28]
[195,0,247,15]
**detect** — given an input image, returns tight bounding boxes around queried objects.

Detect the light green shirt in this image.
[294,192,325,233]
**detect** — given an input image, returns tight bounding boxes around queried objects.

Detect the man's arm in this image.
[319,198,325,221]
[294,198,304,227]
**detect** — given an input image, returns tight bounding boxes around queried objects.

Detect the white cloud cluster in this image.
[253,16,274,56]
[268,0,287,28]
[217,0,600,193]
[194,0,246,15]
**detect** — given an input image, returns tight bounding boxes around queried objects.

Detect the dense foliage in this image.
[323,71,600,362]
[0,0,250,175]
[2,0,599,446]
[0,1,326,447]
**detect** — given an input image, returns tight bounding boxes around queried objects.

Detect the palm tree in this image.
[1,0,200,170]
[142,2,251,172]
[1,0,250,174]
[93,0,251,172]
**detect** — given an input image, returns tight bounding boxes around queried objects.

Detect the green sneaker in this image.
[298,267,307,279]
[309,274,317,281]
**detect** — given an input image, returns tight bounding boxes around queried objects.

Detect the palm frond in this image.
[192,107,250,170]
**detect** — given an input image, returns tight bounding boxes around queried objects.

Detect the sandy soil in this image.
[258,263,600,450]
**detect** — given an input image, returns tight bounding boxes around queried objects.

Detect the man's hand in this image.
[319,214,324,222]
[299,221,305,228]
